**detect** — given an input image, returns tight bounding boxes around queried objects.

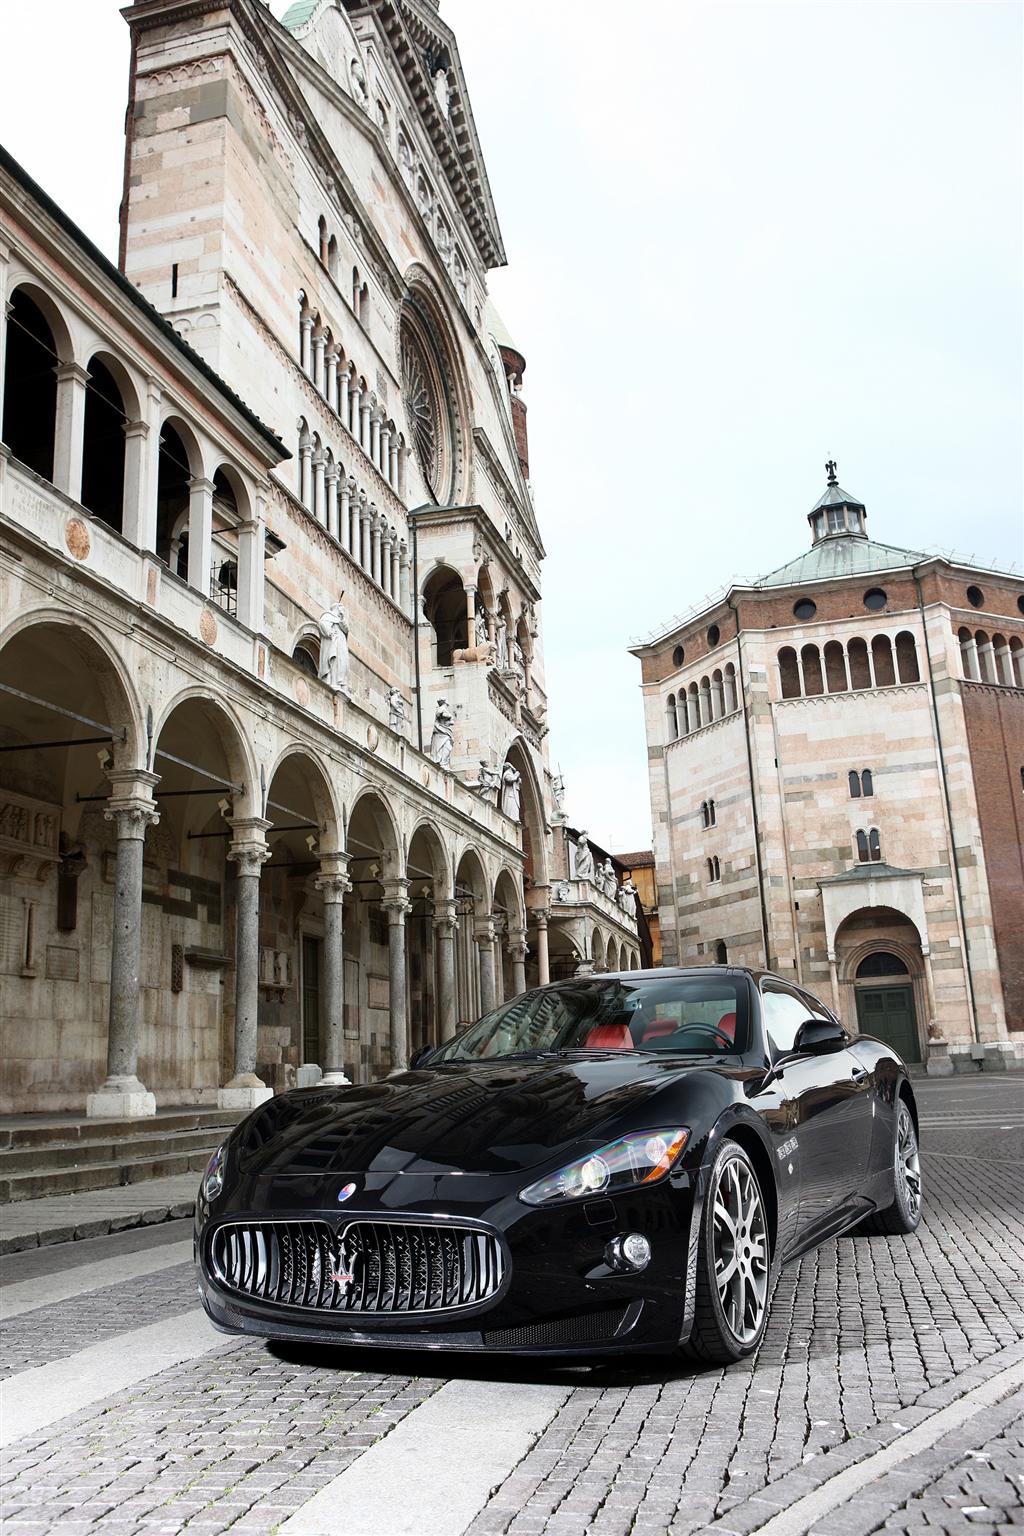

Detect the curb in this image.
[0,1198,196,1255]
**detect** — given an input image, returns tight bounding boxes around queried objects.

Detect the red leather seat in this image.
[584,1023,634,1049]
[717,1011,737,1042]
[639,1018,677,1045]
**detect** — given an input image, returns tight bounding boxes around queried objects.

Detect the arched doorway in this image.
[346,789,403,1075]
[454,846,488,1023]
[406,821,450,1052]
[853,950,921,1063]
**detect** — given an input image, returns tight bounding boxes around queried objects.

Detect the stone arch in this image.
[150,688,257,818]
[422,561,468,666]
[263,744,341,853]
[398,263,472,505]
[501,736,548,886]
[591,929,606,972]
[3,280,76,483]
[346,786,402,878]
[155,413,205,576]
[493,865,525,930]
[7,275,76,362]
[834,907,929,1062]
[407,817,452,896]
[454,843,489,908]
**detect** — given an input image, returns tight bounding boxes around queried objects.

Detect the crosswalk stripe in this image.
[1,1241,193,1320]
[0,1308,226,1448]
[276,1377,572,1536]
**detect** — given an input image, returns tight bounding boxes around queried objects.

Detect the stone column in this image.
[186,476,215,596]
[325,349,339,413]
[300,314,313,374]
[325,463,340,540]
[371,511,383,586]
[390,541,401,601]
[312,331,325,393]
[87,771,161,1119]
[120,419,149,545]
[464,585,477,641]
[315,855,352,1085]
[535,909,550,986]
[220,819,272,1109]
[340,366,351,429]
[339,476,352,554]
[433,899,459,1041]
[312,452,326,525]
[53,361,90,501]
[360,497,372,571]
[382,880,412,1071]
[299,436,312,509]
[475,920,497,1017]
[508,930,528,998]
[389,440,400,487]
[380,529,393,597]
[236,502,266,633]
[360,399,372,453]
[349,380,361,440]
[0,245,11,428]
[399,542,411,614]
[370,412,381,468]
[380,425,391,482]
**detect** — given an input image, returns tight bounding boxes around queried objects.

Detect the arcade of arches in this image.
[0,618,558,1116]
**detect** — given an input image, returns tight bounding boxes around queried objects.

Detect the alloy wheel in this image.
[895,1101,922,1219]
[712,1153,769,1344]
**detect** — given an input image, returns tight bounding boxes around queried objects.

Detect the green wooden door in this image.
[855,985,920,1063]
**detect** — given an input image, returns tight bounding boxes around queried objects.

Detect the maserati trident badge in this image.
[337,1181,357,1202]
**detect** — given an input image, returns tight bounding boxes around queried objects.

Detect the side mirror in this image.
[793,1017,846,1056]
[408,1045,435,1070]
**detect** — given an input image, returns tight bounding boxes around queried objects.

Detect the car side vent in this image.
[483,1305,631,1349]
[209,1219,504,1315]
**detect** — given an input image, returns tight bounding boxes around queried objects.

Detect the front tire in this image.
[682,1140,771,1367]
[860,1095,922,1235]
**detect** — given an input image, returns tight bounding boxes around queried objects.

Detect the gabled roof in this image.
[311,0,506,269]
[755,534,926,589]
[818,862,920,886]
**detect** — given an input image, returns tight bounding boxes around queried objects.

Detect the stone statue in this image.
[429,696,454,769]
[495,614,508,670]
[552,772,566,814]
[476,760,500,801]
[386,687,407,735]
[618,877,638,914]
[600,858,617,899]
[433,66,451,118]
[552,880,570,904]
[500,763,522,822]
[475,606,490,647]
[575,833,594,881]
[318,596,350,695]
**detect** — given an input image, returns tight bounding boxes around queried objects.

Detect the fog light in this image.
[606,1232,652,1272]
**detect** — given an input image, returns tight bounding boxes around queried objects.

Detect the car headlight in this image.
[202,1139,229,1203]
[519,1128,690,1206]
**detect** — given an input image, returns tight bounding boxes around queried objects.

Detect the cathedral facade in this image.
[632,467,1023,1071]
[0,0,639,1116]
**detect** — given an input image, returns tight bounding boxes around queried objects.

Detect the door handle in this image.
[851,1065,869,1084]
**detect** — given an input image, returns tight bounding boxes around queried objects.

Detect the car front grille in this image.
[209,1219,504,1316]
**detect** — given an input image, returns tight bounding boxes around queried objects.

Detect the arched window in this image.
[706,857,714,883]
[711,669,724,719]
[856,951,909,978]
[699,676,711,725]
[712,855,721,881]
[155,421,193,577]
[666,693,678,741]
[708,798,716,826]
[868,828,881,861]
[801,644,824,696]
[715,940,728,965]
[992,634,1013,685]
[975,631,997,684]
[871,634,896,687]
[861,768,874,797]
[687,682,700,731]
[849,770,862,798]
[1009,636,1023,687]
[824,640,848,693]
[700,800,708,828]
[778,646,800,698]
[327,235,339,280]
[723,662,738,713]
[422,566,467,666]
[318,215,329,265]
[293,638,320,678]
[958,626,979,680]
[895,631,920,683]
[848,637,871,689]
[81,357,128,533]
[855,829,869,862]
[3,288,59,480]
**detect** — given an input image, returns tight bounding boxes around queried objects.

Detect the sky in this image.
[1,1,1020,852]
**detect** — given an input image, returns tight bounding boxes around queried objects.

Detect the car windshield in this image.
[430,975,749,1063]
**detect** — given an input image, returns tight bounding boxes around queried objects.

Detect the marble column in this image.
[299,314,313,374]
[464,586,477,641]
[299,437,312,509]
[220,819,272,1109]
[312,452,326,525]
[315,855,352,1085]
[370,412,381,468]
[325,464,340,541]
[312,331,325,394]
[53,361,90,502]
[120,419,149,545]
[339,476,353,554]
[383,880,412,1070]
[390,541,401,601]
[360,498,372,571]
[508,930,528,998]
[340,367,351,430]
[360,400,371,454]
[475,920,497,1017]
[380,530,393,597]
[371,511,383,586]
[235,502,266,633]
[87,771,161,1119]
[535,909,550,986]
[349,381,361,440]
[389,440,400,487]
[380,425,391,482]
[186,475,215,596]
[399,542,411,614]
[433,899,458,1041]
[325,348,338,410]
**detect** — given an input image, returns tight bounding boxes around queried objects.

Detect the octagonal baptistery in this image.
[631,463,1024,1068]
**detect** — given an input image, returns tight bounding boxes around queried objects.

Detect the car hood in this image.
[235,1055,726,1179]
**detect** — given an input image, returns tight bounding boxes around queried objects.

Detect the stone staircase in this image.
[0,1107,247,1204]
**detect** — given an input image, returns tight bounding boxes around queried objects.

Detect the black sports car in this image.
[195,966,922,1364]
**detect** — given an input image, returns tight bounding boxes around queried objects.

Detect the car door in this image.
[759,983,867,1242]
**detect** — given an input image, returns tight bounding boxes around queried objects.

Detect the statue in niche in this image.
[495,614,509,670]
[349,55,369,109]
[600,858,617,899]
[318,596,350,695]
[500,763,522,822]
[433,66,451,118]
[618,877,638,914]
[386,687,407,735]
[476,761,500,801]
[436,220,452,267]
[398,133,414,188]
[430,696,454,769]
[474,606,490,647]
[575,832,594,881]
[551,772,566,816]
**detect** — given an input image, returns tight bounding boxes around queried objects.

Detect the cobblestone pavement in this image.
[0,1076,1021,1536]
